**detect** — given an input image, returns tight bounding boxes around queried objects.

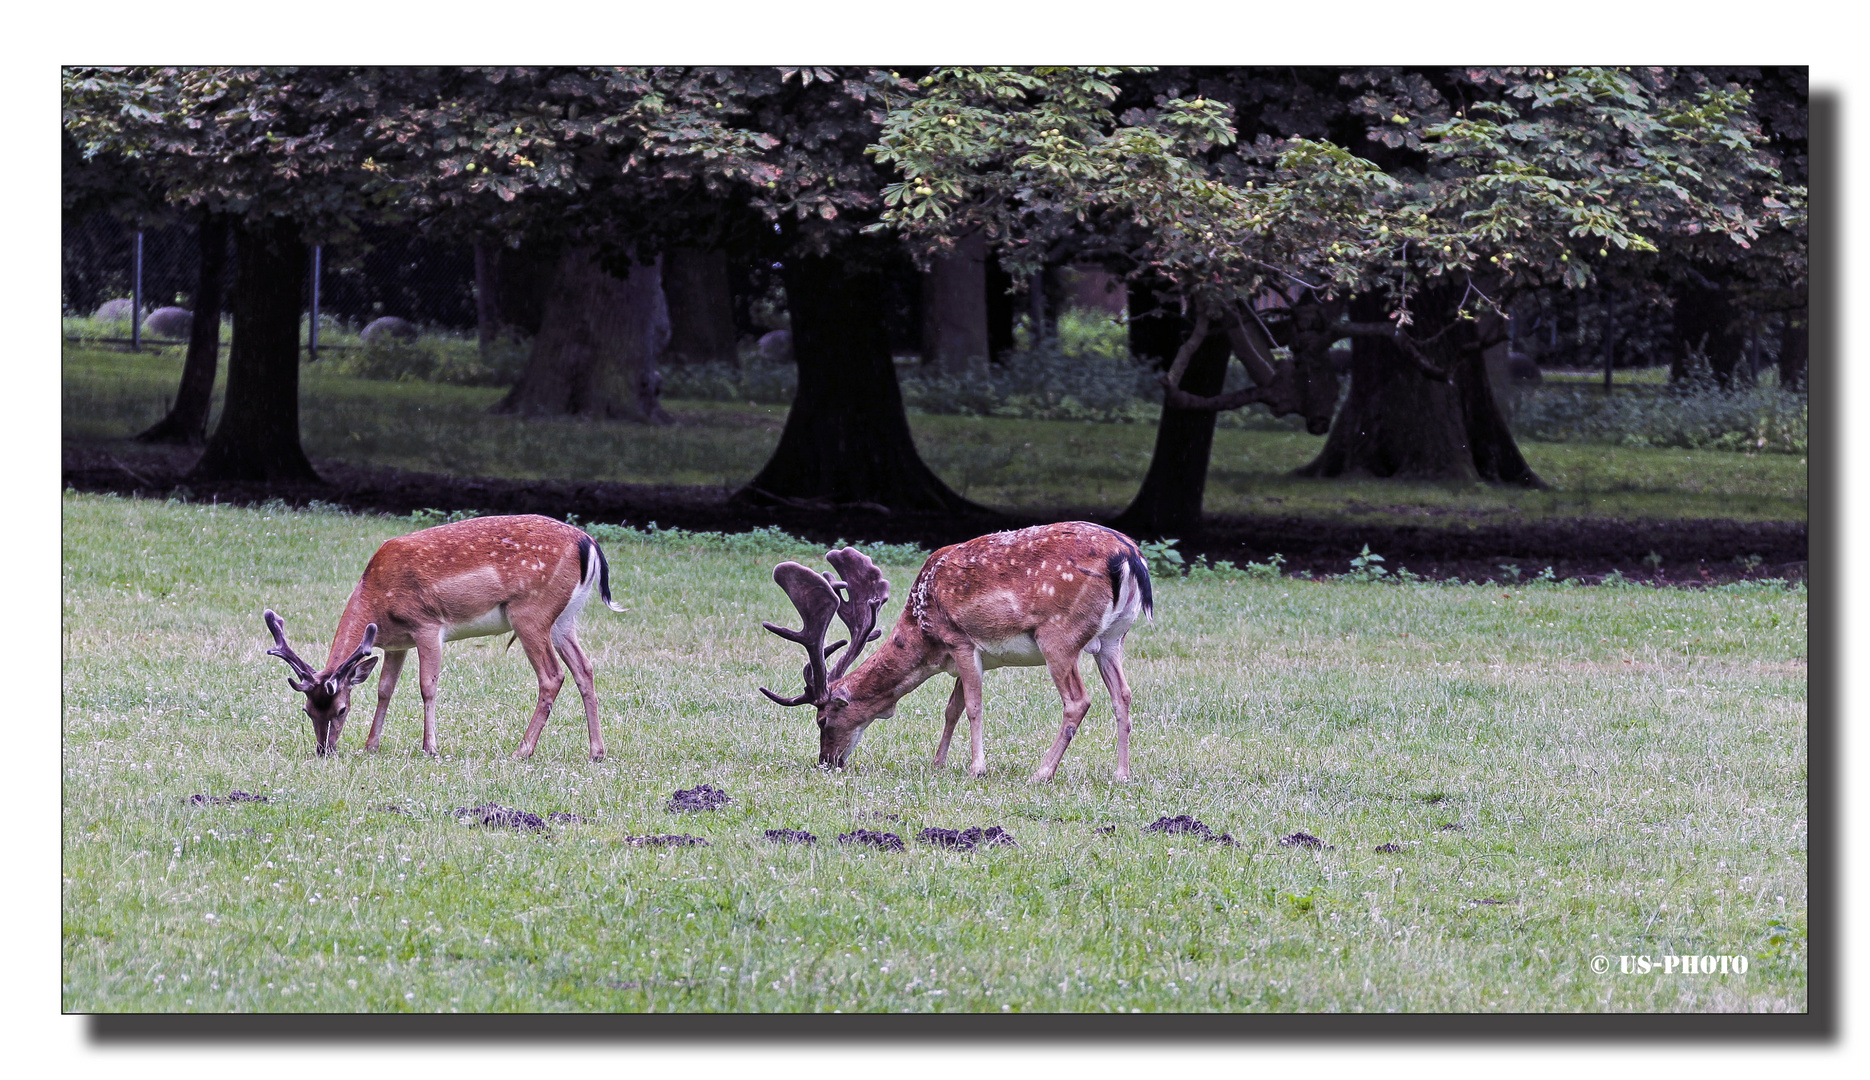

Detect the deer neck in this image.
[323,591,383,672]
[834,623,944,714]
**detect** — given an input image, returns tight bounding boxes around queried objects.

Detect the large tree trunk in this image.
[1669,273,1746,386]
[735,248,977,513]
[493,247,671,423]
[1777,306,1807,389]
[919,230,990,375]
[1296,288,1543,486]
[137,213,228,446]
[1111,285,1230,538]
[662,247,739,367]
[187,217,318,483]
[475,239,555,356]
[985,248,1016,365]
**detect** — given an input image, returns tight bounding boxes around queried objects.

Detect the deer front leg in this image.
[511,614,565,760]
[1093,644,1135,782]
[414,632,444,757]
[1033,644,1093,784]
[364,648,409,752]
[933,680,965,768]
[552,627,605,763]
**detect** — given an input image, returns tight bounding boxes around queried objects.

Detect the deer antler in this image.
[759,562,841,707]
[825,548,889,681]
[263,609,319,691]
[329,624,379,689]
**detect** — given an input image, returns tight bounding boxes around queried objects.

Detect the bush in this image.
[327,335,527,388]
[1507,381,1807,455]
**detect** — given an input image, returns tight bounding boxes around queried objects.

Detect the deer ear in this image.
[346,655,380,686]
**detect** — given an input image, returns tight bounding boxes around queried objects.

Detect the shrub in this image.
[1507,381,1807,455]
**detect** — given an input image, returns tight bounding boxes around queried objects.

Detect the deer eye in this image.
[337,706,349,719]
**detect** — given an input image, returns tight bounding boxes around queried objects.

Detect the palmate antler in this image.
[759,548,890,707]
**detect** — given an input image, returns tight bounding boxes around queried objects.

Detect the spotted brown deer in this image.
[263,514,625,761]
[759,522,1152,782]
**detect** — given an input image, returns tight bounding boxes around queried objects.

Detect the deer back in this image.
[334,515,593,659]
[905,522,1151,648]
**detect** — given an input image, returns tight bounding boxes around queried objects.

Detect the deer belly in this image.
[443,604,512,641]
[977,632,1044,669]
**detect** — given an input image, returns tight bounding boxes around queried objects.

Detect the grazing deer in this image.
[759,522,1152,782]
[263,514,625,761]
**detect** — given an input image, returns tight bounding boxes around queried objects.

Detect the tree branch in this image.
[1160,310,1211,391]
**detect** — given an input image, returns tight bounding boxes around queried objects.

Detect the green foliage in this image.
[1136,538,1186,578]
[1508,383,1807,455]
[328,335,528,389]
[1343,545,1389,582]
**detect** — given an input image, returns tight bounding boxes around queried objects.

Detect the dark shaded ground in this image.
[64,439,1806,584]
[838,829,905,851]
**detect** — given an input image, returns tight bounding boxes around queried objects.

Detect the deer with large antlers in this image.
[263,514,625,760]
[760,521,1152,782]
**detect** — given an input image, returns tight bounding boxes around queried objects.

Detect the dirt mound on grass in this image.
[838,829,904,851]
[1278,831,1331,849]
[764,829,817,845]
[183,790,269,806]
[1146,815,1238,845]
[623,834,708,847]
[668,784,732,812]
[452,803,547,831]
[917,826,1017,851]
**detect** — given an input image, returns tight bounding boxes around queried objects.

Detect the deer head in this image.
[264,609,380,755]
[759,548,890,766]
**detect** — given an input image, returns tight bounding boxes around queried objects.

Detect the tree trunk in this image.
[1112,286,1230,538]
[492,247,671,423]
[663,247,739,367]
[919,229,990,375]
[985,248,1016,365]
[1778,307,1807,389]
[1112,333,1231,539]
[1669,273,1746,386]
[137,213,228,446]
[187,217,318,483]
[1296,288,1544,487]
[736,248,977,513]
[475,239,554,353]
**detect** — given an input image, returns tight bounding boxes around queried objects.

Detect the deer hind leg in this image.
[953,646,989,777]
[510,612,565,760]
[1033,639,1094,784]
[552,624,605,763]
[364,648,409,752]
[414,632,445,757]
[1093,642,1135,782]
[933,680,965,768]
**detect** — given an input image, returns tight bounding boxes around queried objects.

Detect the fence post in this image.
[1602,292,1615,393]
[309,244,322,360]
[131,229,143,352]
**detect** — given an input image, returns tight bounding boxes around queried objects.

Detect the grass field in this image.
[62,347,1807,525]
[61,493,1808,1012]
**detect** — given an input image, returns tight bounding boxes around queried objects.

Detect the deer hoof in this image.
[1029,769,1056,783]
